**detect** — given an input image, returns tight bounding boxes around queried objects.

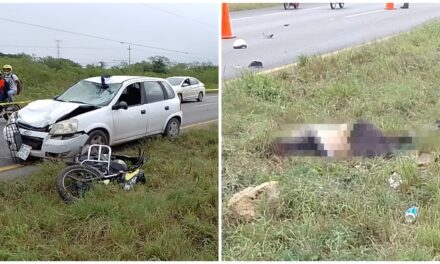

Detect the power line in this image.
[141,4,216,28]
[0,16,198,56]
[0,44,123,50]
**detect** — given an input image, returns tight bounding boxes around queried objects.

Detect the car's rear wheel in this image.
[86,129,109,146]
[339,3,344,8]
[163,118,180,139]
[197,92,203,102]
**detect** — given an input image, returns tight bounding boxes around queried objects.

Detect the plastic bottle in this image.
[405,207,418,223]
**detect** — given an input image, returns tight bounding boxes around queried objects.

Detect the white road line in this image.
[231,6,324,21]
[191,103,217,108]
[181,119,218,129]
[261,11,291,17]
[345,9,385,18]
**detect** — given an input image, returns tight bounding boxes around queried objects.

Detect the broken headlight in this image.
[49,119,78,135]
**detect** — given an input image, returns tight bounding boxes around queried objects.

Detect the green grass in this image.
[222,21,440,260]
[228,3,279,12]
[0,125,218,260]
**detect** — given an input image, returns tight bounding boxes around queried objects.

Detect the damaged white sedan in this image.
[4,75,183,159]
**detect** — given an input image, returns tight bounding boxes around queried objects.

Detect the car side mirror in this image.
[182,83,189,87]
[112,101,128,110]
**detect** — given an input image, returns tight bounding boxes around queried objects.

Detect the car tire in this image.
[339,3,344,8]
[330,3,336,9]
[197,92,203,102]
[178,94,183,102]
[163,118,180,139]
[86,129,109,146]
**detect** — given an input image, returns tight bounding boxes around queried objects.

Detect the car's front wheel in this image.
[163,118,180,139]
[178,94,183,102]
[86,129,109,146]
[197,92,203,102]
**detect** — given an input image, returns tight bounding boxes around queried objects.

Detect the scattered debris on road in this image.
[233,39,248,49]
[248,60,263,68]
[263,32,274,39]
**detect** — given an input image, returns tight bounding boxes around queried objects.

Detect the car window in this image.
[166,77,184,86]
[161,81,175,99]
[57,80,122,106]
[118,82,142,107]
[183,79,191,86]
[143,81,165,104]
[189,78,199,85]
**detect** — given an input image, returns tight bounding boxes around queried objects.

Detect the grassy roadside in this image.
[0,124,218,260]
[228,3,279,12]
[222,21,440,260]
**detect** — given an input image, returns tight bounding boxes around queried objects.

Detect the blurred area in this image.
[272,120,440,158]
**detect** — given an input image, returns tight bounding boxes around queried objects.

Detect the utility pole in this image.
[55,39,61,58]
[128,44,131,65]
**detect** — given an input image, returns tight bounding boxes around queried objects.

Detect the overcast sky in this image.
[0,3,218,66]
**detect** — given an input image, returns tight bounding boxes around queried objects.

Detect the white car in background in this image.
[166,76,205,102]
[4,75,182,159]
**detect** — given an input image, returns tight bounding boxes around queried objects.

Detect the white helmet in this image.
[2,64,12,77]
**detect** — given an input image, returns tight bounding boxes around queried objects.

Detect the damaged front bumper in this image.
[3,125,88,159]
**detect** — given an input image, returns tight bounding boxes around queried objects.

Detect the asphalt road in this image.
[222,3,440,79]
[0,93,218,168]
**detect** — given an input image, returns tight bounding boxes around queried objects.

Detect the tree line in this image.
[0,52,218,99]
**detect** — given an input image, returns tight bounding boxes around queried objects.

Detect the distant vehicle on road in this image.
[283,3,300,10]
[330,3,344,9]
[166,76,205,102]
[4,75,182,160]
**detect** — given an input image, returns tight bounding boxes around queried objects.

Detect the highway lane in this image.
[222,3,440,79]
[0,93,218,168]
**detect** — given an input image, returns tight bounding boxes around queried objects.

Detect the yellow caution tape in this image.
[0,100,32,106]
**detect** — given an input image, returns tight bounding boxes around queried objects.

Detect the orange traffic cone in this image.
[222,3,236,39]
[385,3,395,10]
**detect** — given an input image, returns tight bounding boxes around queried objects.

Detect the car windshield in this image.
[57,80,122,106]
[166,77,184,86]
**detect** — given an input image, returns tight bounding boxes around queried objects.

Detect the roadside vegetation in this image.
[0,124,218,260]
[0,54,217,102]
[228,3,279,12]
[222,21,440,260]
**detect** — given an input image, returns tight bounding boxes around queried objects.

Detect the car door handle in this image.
[165,106,169,110]
[141,110,146,114]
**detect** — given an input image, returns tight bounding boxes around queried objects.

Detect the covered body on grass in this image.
[273,120,414,158]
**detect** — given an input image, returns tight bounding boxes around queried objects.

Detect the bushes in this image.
[0,53,218,101]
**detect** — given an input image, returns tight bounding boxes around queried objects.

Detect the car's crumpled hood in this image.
[17,99,83,127]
